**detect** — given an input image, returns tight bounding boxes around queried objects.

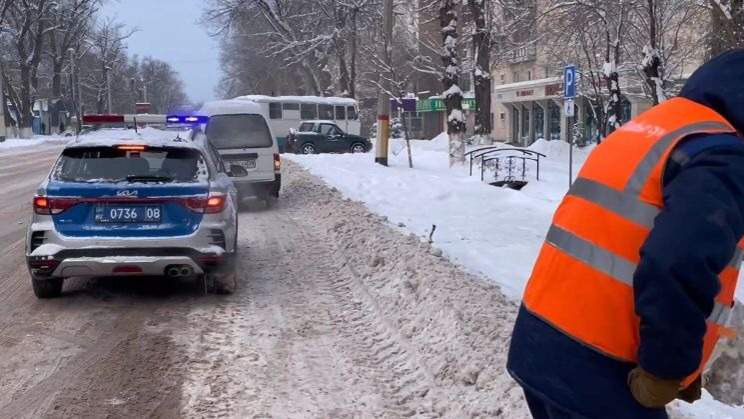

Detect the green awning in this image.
[417,97,476,113]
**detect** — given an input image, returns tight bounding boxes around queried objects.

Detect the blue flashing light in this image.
[166,115,209,124]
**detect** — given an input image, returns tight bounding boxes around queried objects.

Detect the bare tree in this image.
[6,0,56,137]
[46,0,100,100]
[469,0,492,144]
[88,17,134,113]
[708,0,744,56]
[441,0,466,166]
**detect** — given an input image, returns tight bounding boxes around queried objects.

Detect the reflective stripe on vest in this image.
[523,97,742,387]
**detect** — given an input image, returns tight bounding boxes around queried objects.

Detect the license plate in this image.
[237,160,256,170]
[95,205,162,224]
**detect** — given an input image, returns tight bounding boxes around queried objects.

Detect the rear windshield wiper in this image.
[126,175,174,183]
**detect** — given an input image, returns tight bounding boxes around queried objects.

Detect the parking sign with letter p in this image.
[564,65,577,99]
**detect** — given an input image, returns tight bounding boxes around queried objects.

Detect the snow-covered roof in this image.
[199,99,265,116]
[66,127,200,150]
[234,95,357,106]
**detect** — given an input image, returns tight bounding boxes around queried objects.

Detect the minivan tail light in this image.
[34,196,79,215]
[274,153,281,171]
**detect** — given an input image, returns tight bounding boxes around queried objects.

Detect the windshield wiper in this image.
[126,175,174,183]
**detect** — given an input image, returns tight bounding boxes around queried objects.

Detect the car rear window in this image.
[206,114,273,149]
[53,147,207,183]
[298,122,316,132]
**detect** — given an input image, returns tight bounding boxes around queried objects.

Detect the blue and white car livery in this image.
[26,128,241,298]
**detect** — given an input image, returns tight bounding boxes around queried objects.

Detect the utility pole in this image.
[68,48,81,133]
[375,0,394,166]
[105,66,113,114]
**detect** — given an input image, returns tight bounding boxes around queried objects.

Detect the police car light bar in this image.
[166,115,209,124]
[82,114,167,125]
[82,114,209,126]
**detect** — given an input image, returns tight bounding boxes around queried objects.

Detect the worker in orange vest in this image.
[508,50,744,419]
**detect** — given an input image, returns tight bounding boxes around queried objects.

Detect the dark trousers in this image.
[524,390,586,419]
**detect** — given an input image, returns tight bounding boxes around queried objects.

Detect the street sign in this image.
[564,99,575,117]
[564,65,577,99]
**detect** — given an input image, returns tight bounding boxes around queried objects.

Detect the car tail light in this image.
[274,153,281,171]
[182,194,227,214]
[117,145,147,151]
[205,194,227,214]
[34,196,79,215]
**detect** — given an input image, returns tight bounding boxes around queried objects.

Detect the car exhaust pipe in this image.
[166,266,183,278]
[179,266,193,277]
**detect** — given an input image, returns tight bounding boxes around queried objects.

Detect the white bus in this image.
[233,95,361,152]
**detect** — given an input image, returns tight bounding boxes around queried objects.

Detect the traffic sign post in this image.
[564,65,577,187]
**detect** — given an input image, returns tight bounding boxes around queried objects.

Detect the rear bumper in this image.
[234,174,281,198]
[27,247,235,279]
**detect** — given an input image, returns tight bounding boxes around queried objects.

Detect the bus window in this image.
[335,106,346,120]
[269,103,283,119]
[301,103,317,120]
[282,103,300,120]
[347,106,358,120]
[319,104,334,120]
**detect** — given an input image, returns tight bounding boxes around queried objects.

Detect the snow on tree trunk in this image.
[604,59,622,134]
[642,46,665,106]
[642,0,665,105]
[441,0,466,167]
[469,0,492,145]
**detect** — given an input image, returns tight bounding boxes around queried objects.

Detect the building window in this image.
[513,72,520,83]
[500,74,505,84]
[500,112,505,120]
[527,71,532,81]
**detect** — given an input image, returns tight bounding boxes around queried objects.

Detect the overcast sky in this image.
[100,0,220,104]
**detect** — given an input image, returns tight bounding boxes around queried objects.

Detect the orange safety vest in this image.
[523,97,744,387]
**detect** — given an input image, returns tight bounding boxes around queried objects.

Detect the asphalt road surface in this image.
[0,149,525,419]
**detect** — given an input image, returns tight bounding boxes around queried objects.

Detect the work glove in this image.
[628,367,682,408]
[678,375,702,404]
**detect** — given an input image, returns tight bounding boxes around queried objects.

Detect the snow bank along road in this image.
[0,151,529,418]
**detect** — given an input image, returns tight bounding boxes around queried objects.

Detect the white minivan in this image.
[198,100,281,204]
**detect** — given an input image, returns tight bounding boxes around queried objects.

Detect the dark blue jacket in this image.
[508,49,744,418]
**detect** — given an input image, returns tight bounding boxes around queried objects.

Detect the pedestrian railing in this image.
[465,147,547,188]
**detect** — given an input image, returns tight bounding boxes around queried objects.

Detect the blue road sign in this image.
[564,65,577,99]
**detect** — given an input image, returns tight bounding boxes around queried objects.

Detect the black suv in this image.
[286,121,372,154]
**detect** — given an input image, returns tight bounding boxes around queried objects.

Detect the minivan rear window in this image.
[206,114,273,149]
[53,147,207,183]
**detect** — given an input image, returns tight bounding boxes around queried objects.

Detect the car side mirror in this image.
[228,164,248,178]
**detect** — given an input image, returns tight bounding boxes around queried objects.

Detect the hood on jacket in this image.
[679,49,744,133]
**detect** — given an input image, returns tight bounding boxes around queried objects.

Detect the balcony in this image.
[505,45,537,64]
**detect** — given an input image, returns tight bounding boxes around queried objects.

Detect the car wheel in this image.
[301,143,317,154]
[211,270,237,295]
[32,277,63,299]
[350,143,367,154]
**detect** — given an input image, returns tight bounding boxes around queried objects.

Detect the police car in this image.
[26,118,243,298]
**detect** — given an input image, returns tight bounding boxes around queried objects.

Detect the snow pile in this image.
[0,136,69,153]
[287,134,744,418]
[288,135,586,299]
